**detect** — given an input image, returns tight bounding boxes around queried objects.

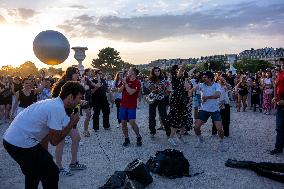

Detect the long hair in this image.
[149,67,163,82]
[60,67,79,82]
[83,68,91,77]
[52,66,78,98]
[114,71,123,87]
[171,65,179,76]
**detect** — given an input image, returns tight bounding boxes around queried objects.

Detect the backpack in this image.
[146,149,190,179]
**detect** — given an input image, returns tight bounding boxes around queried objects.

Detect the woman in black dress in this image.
[167,62,193,146]
[236,76,249,112]
[251,80,261,112]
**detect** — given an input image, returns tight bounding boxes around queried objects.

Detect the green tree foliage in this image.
[0,65,15,76]
[91,47,132,74]
[18,61,39,77]
[234,58,273,73]
[204,60,227,71]
[0,61,40,77]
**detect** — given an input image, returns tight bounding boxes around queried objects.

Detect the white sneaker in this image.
[168,138,177,146]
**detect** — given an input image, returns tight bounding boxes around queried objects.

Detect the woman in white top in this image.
[212,75,231,137]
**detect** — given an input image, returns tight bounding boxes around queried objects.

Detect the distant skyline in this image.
[0,0,283,69]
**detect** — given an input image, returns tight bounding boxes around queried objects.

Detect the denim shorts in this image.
[119,107,137,120]
[193,94,201,108]
[198,110,222,123]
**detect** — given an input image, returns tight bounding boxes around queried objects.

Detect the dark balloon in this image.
[33,30,70,65]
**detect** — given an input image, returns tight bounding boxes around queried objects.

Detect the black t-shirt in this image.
[251,85,261,95]
[227,76,236,87]
[91,79,108,102]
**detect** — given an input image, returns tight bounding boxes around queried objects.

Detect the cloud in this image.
[8,8,38,20]
[68,5,87,10]
[57,2,284,42]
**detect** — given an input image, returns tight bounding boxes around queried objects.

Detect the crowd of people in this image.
[1,58,284,188]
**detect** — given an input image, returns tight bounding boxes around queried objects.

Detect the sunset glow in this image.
[0,0,283,69]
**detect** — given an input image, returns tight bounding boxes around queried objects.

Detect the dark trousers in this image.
[115,98,121,124]
[92,100,110,130]
[149,99,170,136]
[212,104,230,137]
[3,140,59,189]
[275,106,284,150]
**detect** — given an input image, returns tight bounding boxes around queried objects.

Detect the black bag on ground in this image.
[124,159,153,187]
[225,159,284,183]
[124,178,145,189]
[99,171,126,189]
[146,149,190,178]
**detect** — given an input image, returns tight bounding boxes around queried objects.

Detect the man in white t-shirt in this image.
[3,81,85,189]
[191,71,225,151]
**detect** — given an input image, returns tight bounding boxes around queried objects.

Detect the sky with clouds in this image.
[0,0,283,69]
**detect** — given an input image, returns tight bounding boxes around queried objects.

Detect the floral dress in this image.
[166,74,193,129]
[262,88,274,110]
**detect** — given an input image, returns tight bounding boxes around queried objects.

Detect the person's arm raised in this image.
[177,62,187,78]
[34,80,46,94]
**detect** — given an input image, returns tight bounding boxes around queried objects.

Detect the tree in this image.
[234,58,273,73]
[18,61,38,77]
[204,60,227,71]
[0,65,15,76]
[91,47,128,73]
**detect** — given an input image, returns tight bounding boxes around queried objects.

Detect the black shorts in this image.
[0,96,12,105]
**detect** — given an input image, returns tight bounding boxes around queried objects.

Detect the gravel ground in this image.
[0,102,283,189]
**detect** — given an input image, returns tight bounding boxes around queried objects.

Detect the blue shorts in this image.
[119,107,136,120]
[197,110,222,123]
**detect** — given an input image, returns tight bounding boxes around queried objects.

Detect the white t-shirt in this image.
[197,82,222,112]
[3,97,70,148]
[263,78,273,85]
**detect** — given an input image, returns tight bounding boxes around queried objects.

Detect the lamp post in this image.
[226,54,237,74]
[208,62,211,71]
[71,47,88,75]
